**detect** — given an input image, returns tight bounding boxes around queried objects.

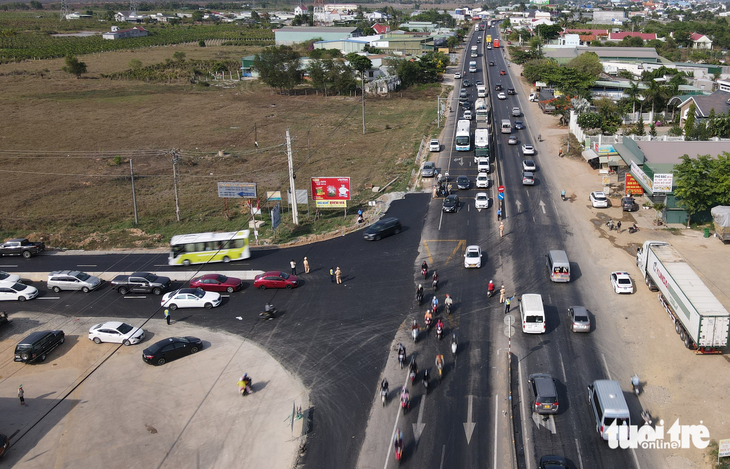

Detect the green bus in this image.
[168,230,250,266]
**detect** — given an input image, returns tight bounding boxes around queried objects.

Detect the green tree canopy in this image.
[62,55,87,78]
[566,52,603,78]
[253,45,303,92]
[674,152,730,222]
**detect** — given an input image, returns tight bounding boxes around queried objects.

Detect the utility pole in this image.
[130,159,138,225]
[254,123,258,148]
[171,149,181,222]
[286,129,299,225]
[361,71,366,134]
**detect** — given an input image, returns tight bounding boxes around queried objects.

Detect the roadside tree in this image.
[253,46,303,92]
[62,55,87,78]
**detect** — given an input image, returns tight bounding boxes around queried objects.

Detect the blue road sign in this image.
[498,192,505,200]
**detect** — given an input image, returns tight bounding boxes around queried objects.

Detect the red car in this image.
[500,70,506,75]
[190,274,243,293]
[253,271,298,290]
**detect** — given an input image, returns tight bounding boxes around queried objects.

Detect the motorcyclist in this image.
[424,309,433,327]
[435,318,444,337]
[487,280,495,297]
[401,387,410,407]
[431,295,439,309]
[397,343,406,365]
[444,294,453,313]
[238,373,252,395]
[412,319,419,331]
[381,378,389,395]
[409,357,418,376]
[421,261,428,273]
[394,429,404,452]
[435,354,444,370]
[432,270,439,286]
[416,284,424,301]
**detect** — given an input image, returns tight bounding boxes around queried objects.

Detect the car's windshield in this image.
[217,275,228,283]
[279,272,290,279]
[76,272,90,281]
[117,323,133,334]
[467,251,479,257]
[192,289,205,298]
[12,283,27,291]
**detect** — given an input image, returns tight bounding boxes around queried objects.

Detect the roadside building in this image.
[274,26,358,45]
[102,26,148,40]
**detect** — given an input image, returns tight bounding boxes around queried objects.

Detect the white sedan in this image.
[454,72,462,79]
[0,271,20,285]
[475,192,490,210]
[89,321,145,345]
[522,159,536,171]
[476,174,489,188]
[0,282,38,301]
[161,288,222,310]
[610,272,634,294]
[521,144,535,155]
[590,191,609,208]
[497,92,507,100]
[464,245,483,268]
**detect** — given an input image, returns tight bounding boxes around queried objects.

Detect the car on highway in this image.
[463,79,471,87]
[512,107,521,117]
[442,194,460,213]
[454,72,461,79]
[529,373,559,415]
[461,101,471,110]
[589,191,609,208]
[476,80,483,86]
[457,175,470,190]
[497,92,507,100]
[538,455,568,469]
[475,192,489,209]
[363,217,402,241]
[489,61,495,66]
[429,139,440,152]
[568,306,591,333]
[508,88,516,95]
[0,238,45,258]
[464,245,483,268]
[0,282,38,302]
[514,120,525,130]
[521,144,535,155]
[522,159,536,171]
[610,271,634,294]
[522,171,535,186]
[463,110,473,120]
[421,161,436,177]
[500,70,506,75]
[253,271,299,290]
[0,271,20,285]
[89,321,145,345]
[47,270,102,293]
[508,135,518,145]
[142,336,203,366]
[494,83,502,91]
[476,174,489,188]
[189,274,243,293]
[162,288,222,310]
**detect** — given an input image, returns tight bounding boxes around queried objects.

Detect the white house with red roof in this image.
[690,33,712,50]
[372,23,390,34]
[606,32,658,42]
[102,26,148,40]
[294,5,308,16]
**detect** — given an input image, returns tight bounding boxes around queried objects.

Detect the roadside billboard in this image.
[311,177,350,208]
[625,173,644,196]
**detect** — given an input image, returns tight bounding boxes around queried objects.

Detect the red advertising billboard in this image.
[311,177,351,207]
[625,173,644,196]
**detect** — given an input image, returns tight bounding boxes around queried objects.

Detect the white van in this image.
[520,294,545,334]
[587,380,631,441]
[546,250,570,283]
[477,157,490,173]
[477,85,487,98]
[500,119,512,134]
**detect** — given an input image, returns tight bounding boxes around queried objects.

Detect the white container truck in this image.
[636,241,730,353]
[474,98,489,122]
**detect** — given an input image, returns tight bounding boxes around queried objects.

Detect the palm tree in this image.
[625,80,642,122]
[643,78,665,123]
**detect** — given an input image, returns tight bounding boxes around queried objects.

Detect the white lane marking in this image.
[123,296,147,299]
[439,444,446,469]
[575,439,585,469]
[557,348,568,383]
[518,360,533,469]
[37,297,60,300]
[0,265,18,267]
[631,448,642,469]
[383,373,412,469]
[601,353,612,381]
[77,264,97,267]
[493,394,499,469]
[464,394,476,444]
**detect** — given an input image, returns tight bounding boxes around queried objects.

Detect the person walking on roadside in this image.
[335,267,342,284]
[616,220,622,233]
[330,267,335,283]
[164,308,171,325]
[499,221,505,238]
[290,259,297,275]
[303,257,310,274]
[499,285,506,304]
[505,296,514,314]
[18,385,25,406]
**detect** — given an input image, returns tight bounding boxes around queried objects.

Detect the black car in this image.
[143,336,203,366]
[494,83,502,91]
[442,194,460,213]
[514,120,525,130]
[489,61,495,66]
[363,217,402,241]
[14,330,65,363]
[456,176,470,190]
[508,88,516,95]
[463,79,471,87]
[538,455,569,469]
[461,101,472,110]
[621,197,636,211]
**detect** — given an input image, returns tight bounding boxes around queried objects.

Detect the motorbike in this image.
[421,267,428,279]
[401,395,410,415]
[451,335,458,356]
[436,360,443,379]
[416,290,424,305]
[628,224,639,234]
[561,190,566,201]
[259,305,277,320]
[432,278,439,291]
[409,359,418,383]
[398,351,406,369]
[641,410,653,426]
[606,220,615,231]
[436,324,444,340]
[445,303,452,315]
[238,377,252,396]
[381,388,388,406]
[631,374,641,396]
[431,302,438,315]
[394,434,404,461]
[425,316,433,330]
[487,287,495,298]
[412,327,419,343]
[422,370,430,392]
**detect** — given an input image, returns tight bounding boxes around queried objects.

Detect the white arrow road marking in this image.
[532,413,556,434]
[413,393,426,444]
[463,394,476,444]
[515,200,522,212]
[539,200,546,214]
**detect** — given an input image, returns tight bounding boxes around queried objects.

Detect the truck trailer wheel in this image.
[675,323,681,335]
[679,330,686,341]
[684,337,693,349]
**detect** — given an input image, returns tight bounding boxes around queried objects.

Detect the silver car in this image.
[47,270,102,293]
[568,306,591,333]
[422,161,436,178]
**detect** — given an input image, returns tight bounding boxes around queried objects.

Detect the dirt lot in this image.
[0,44,442,249]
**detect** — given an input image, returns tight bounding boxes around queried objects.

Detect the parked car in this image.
[514,120,525,130]
[589,191,609,208]
[568,306,591,333]
[522,171,535,186]
[476,174,489,188]
[429,139,440,152]
[47,270,102,293]
[522,144,535,155]
[14,330,65,363]
[142,336,203,366]
[454,72,462,79]
[0,271,20,285]
[508,135,518,145]
[500,70,506,75]
[190,274,243,293]
[529,373,559,414]
[89,321,145,345]
[253,271,299,290]
[421,161,436,178]
[161,288,222,310]
[0,238,45,258]
[0,283,38,302]
[610,271,634,294]
[497,92,507,100]
[464,245,483,268]
[475,192,490,209]
[621,196,636,211]
[522,160,536,171]
[110,272,171,296]
[363,217,402,241]
[442,194,460,213]
[457,176,470,190]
